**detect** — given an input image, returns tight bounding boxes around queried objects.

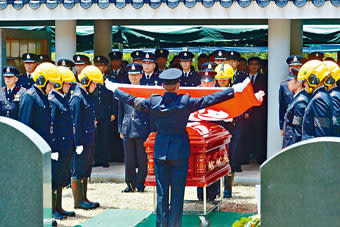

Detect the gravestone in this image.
[0,117,52,226]
[261,137,340,227]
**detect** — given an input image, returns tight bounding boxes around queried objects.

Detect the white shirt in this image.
[249,73,258,84]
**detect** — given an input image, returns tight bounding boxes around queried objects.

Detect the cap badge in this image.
[62,60,66,66]
[40,56,43,60]
[184,52,187,57]
[136,52,139,56]
[160,50,163,53]
[132,64,136,70]
[208,64,212,69]
[146,53,149,58]
[27,54,31,59]
[316,53,319,56]
[97,57,100,61]
[218,51,222,56]
[6,67,10,73]
[113,52,116,56]
[293,56,297,62]
[77,56,80,61]
[231,51,234,55]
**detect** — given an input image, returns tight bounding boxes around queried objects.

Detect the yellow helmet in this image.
[297,60,322,81]
[214,63,234,83]
[332,67,340,83]
[32,62,62,89]
[322,61,340,87]
[78,65,104,87]
[57,66,76,83]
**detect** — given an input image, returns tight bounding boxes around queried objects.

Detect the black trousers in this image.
[123,137,148,188]
[72,143,95,179]
[95,119,113,164]
[52,153,73,190]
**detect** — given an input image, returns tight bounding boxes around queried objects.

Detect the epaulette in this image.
[48,96,53,100]
[330,91,336,97]
[315,93,321,98]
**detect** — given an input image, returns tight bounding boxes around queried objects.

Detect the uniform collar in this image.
[79,84,89,95]
[52,89,65,98]
[294,89,304,98]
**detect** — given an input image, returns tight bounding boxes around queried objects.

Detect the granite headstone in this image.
[261,137,340,227]
[0,117,52,226]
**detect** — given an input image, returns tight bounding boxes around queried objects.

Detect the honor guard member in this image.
[141,52,160,86]
[0,66,26,120]
[118,63,152,193]
[279,55,302,135]
[282,68,309,148]
[69,66,104,210]
[131,50,145,65]
[94,56,116,167]
[225,51,247,84]
[297,60,334,140]
[198,62,217,87]
[107,68,250,227]
[57,59,75,71]
[108,51,128,83]
[212,50,228,65]
[49,66,77,219]
[178,51,201,87]
[323,61,340,137]
[17,53,38,89]
[155,48,169,73]
[73,54,91,76]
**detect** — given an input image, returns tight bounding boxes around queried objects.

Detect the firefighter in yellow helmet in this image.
[69,65,103,210]
[214,63,234,87]
[48,66,78,220]
[18,62,61,226]
[297,60,334,139]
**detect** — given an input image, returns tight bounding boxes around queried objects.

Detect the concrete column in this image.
[290,19,303,55]
[267,19,291,159]
[94,20,112,57]
[55,20,76,63]
[0,29,5,86]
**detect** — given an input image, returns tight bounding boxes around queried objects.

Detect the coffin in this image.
[144,121,231,187]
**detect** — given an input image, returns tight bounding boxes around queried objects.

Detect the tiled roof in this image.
[0,0,339,10]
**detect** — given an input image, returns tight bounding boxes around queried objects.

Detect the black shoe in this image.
[137,187,145,192]
[102,163,109,168]
[93,162,102,167]
[235,167,242,172]
[52,220,58,226]
[52,211,66,220]
[122,185,135,193]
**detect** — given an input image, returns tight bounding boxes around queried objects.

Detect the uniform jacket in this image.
[114,87,234,160]
[302,86,333,140]
[0,85,26,120]
[18,85,52,145]
[108,68,129,84]
[282,90,309,148]
[233,70,248,84]
[69,85,97,146]
[96,83,115,121]
[279,80,294,130]
[118,100,152,138]
[17,73,35,90]
[247,72,268,119]
[329,87,340,137]
[179,69,201,87]
[49,90,74,155]
[140,72,161,86]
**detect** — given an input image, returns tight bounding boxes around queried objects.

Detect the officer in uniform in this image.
[108,51,128,83]
[140,52,160,86]
[17,53,38,89]
[178,51,201,87]
[73,54,91,76]
[131,51,145,65]
[279,55,302,136]
[282,68,309,148]
[155,48,169,73]
[69,66,103,210]
[198,62,217,87]
[38,54,54,64]
[297,60,334,140]
[93,56,116,167]
[212,50,228,65]
[49,66,77,219]
[118,63,152,193]
[0,66,26,120]
[57,59,75,71]
[106,68,250,227]
[323,61,340,137]
[18,63,61,226]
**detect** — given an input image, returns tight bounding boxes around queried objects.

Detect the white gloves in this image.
[255,90,265,102]
[105,79,120,93]
[232,77,250,93]
[76,145,84,155]
[51,152,59,161]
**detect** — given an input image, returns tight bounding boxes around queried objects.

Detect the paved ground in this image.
[91,162,260,185]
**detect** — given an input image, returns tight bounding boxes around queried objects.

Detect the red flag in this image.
[111,79,262,121]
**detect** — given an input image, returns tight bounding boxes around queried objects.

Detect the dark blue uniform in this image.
[302,86,333,140]
[49,90,74,189]
[282,90,309,148]
[329,87,340,137]
[108,68,129,84]
[140,72,161,86]
[95,80,115,166]
[179,69,201,87]
[17,73,35,90]
[114,86,234,227]
[18,85,52,145]
[69,85,97,179]
[118,100,152,191]
[279,80,294,130]
[0,85,26,120]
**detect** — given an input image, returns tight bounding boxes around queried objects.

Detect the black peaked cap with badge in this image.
[178,51,194,61]
[155,49,169,58]
[22,53,38,63]
[126,63,143,74]
[94,56,109,65]
[142,52,156,62]
[109,51,123,60]
[213,50,228,60]
[57,59,75,68]
[2,66,19,77]
[226,51,241,61]
[131,51,145,60]
[73,54,90,65]
[286,55,303,65]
